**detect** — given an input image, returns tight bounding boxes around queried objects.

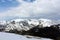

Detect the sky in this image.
[0,0,60,21]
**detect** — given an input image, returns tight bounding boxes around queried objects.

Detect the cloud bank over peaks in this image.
[0,0,60,20]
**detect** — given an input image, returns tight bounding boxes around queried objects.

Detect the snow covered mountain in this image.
[0,19,59,40]
[4,19,53,32]
[0,18,59,32]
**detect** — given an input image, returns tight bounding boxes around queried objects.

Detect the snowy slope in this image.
[5,19,39,31]
[38,19,53,27]
[10,18,53,27]
[4,19,54,31]
[0,32,52,40]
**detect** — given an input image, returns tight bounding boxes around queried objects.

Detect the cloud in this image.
[0,0,60,20]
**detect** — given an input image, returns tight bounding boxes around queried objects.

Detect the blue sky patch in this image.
[0,0,20,12]
[23,0,36,2]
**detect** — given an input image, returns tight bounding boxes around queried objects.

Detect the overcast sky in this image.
[0,0,60,21]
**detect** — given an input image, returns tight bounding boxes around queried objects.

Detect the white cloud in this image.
[0,0,60,20]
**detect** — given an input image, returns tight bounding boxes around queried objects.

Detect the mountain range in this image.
[0,18,60,40]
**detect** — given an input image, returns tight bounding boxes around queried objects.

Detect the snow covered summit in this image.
[38,19,52,27]
[4,18,53,32]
